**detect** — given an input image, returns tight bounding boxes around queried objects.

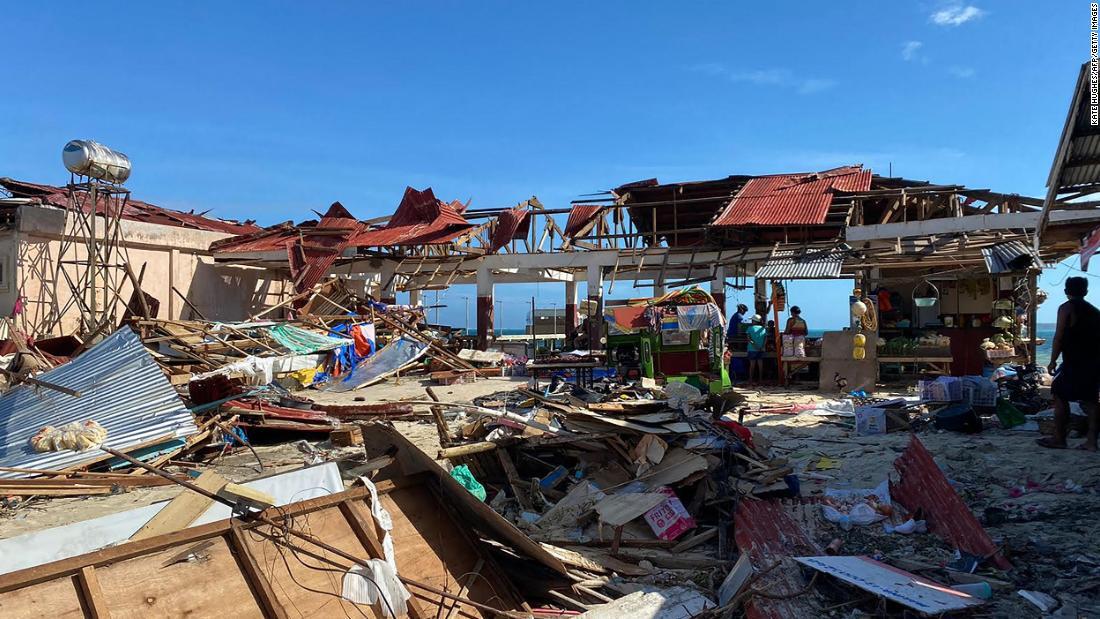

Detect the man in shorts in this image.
[1038,277,1100,451]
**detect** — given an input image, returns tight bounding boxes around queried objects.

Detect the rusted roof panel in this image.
[289,202,363,294]
[563,204,603,238]
[214,186,474,253]
[891,435,1011,570]
[713,166,871,227]
[488,207,531,253]
[0,178,260,235]
[352,223,471,247]
[351,186,473,247]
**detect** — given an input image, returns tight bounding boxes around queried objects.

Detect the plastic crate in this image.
[962,376,997,408]
[919,376,963,402]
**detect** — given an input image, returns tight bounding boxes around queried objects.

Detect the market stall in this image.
[604,287,727,390]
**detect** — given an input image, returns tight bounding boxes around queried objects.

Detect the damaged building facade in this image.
[0,178,290,336]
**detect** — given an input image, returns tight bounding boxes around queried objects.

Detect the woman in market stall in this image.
[784,306,808,336]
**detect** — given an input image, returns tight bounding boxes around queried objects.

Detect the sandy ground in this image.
[2,375,1098,616]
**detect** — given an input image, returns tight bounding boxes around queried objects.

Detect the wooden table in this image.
[527,361,601,389]
[878,356,953,376]
[781,356,821,381]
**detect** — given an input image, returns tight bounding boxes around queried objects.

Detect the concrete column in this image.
[653,281,666,297]
[476,268,494,351]
[408,289,421,307]
[564,280,579,339]
[587,266,604,350]
[379,265,397,305]
[753,278,768,317]
[710,266,727,318]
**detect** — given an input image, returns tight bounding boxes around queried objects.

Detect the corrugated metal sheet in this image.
[1048,62,1100,191]
[713,166,871,227]
[755,248,845,279]
[563,204,603,238]
[891,435,1012,570]
[734,498,823,619]
[488,207,531,253]
[0,178,259,235]
[981,240,1042,274]
[288,202,362,294]
[214,186,474,254]
[0,328,197,478]
[351,186,473,247]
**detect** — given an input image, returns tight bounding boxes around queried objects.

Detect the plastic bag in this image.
[665,382,704,412]
[823,503,882,531]
[449,464,487,501]
[30,420,108,452]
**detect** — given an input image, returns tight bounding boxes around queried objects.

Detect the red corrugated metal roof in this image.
[891,435,1012,570]
[712,165,871,227]
[563,204,603,238]
[213,186,474,254]
[487,207,531,253]
[0,178,260,235]
[289,202,362,294]
[386,187,469,229]
[351,186,473,247]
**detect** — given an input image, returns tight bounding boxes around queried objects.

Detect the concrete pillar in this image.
[408,289,421,307]
[653,281,666,297]
[565,280,579,339]
[476,268,494,351]
[379,265,397,305]
[710,266,727,318]
[753,278,768,317]
[587,266,604,350]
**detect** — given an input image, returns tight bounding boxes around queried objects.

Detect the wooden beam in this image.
[227,526,289,619]
[338,500,430,619]
[129,471,227,541]
[76,566,110,619]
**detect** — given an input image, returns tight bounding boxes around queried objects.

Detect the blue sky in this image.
[0,2,1091,328]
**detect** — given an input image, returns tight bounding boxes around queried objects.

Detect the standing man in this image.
[1038,277,1100,451]
[726,303,749,380]
[746,314,768,385]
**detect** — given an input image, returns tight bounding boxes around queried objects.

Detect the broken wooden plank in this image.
[129,471,227,541]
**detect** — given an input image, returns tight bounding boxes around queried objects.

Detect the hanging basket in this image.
[912,280,940,308]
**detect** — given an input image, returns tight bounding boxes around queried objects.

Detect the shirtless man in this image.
[1038,277,1100,451]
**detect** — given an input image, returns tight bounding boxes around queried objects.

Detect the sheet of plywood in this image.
[0,575,85,619]
[595,493,667,526]
[242,505,377,618]
[95,536,262,618]
[383,485,525,617]
[129,471,227,541]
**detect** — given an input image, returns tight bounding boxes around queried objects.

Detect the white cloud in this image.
[930,5,985,26]
[797,78,837,95]
[692,65,836,95]
[948,66,976,78]
[901,40,924,62]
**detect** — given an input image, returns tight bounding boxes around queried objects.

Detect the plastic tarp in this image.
[267,324,352,353]
[325,337,428,392]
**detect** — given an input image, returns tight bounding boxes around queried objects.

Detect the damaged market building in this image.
[0,61,1098,618]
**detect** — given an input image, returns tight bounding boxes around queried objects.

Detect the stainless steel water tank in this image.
[62,140,132,184]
